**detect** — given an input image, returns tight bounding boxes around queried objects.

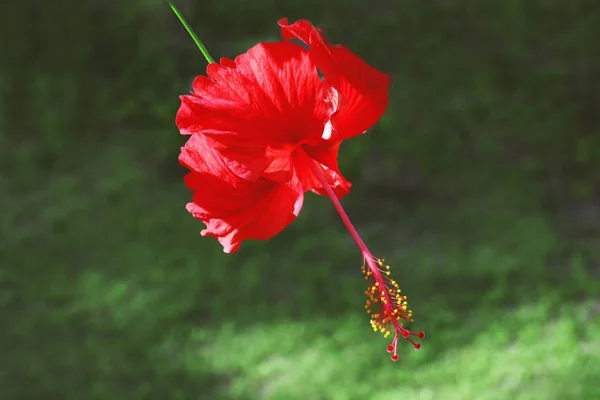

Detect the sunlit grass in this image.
[178,301,599,400]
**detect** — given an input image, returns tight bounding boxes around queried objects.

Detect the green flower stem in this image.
[167,0,215,64]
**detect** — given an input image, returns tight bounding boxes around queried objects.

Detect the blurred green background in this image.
[2,0,599,399]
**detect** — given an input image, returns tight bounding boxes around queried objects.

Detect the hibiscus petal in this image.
[179,134,304,253]
[294,145,352,199]
[176,41,331,182]
[279,18,391,142]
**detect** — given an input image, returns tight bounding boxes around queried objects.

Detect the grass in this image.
[2,141,598,399]
[2,0,600,399]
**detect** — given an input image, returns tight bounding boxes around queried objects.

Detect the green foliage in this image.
[1,0,599,399]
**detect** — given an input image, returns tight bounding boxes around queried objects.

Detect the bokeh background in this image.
[2,0,600,399]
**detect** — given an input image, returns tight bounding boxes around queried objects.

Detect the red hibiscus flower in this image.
[176,18,424,360]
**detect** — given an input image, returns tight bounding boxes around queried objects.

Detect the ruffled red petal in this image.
[306,142,352,198]
[179,134,304,253]
[293,143,352,199]
[176,42,331,182]
[279,18,391,142]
